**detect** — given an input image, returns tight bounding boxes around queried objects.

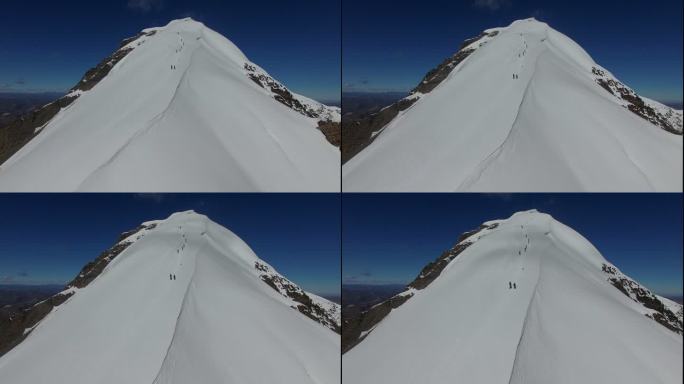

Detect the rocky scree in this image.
[255,261,340,333]
[602,263,683,334]
[244,64,340,147]
[592,67,682,135]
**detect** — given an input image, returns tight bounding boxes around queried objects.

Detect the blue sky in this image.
[0,194,340,296]
[0,0,340,103]
[343,0,683,103]
[343,194,683,297]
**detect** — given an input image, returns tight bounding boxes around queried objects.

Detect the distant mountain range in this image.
[0,285,64,307]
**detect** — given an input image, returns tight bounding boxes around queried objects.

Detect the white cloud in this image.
[473,0,511,11]
[127,0,164,13]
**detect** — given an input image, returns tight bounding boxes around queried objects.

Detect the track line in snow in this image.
[239,104,307,179]
[593,126,657,191]
[75,47,200,190]
[455,46,545,191]
[507,224,545,384]
[151,239,204,384]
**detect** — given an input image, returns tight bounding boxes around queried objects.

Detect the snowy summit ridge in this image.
[343,210,682,384]
[0,210,340,384]
[0,18,340,192]
[343,18,683,192]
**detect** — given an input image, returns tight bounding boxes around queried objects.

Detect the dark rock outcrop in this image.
[255,261,340,333]
[409,32,498,96]
[592,67,682,135]
[602,262,683,334]
[244,64,317,117]
[243,63,341,147]
[317,120,341,147]
[342,292,412,353]
[67,223,156,289]
[341,97,418,162]
[0,95,77,165]
[0,31,156,165]
[0,291,73,357]
[408,223,498,290]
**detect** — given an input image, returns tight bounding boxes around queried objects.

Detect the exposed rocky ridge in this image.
[592,67,682,135]
[255,261,340,333]
[244,63,341,147]
[409,223,499,289]
[342,222,497,353]
[411,31,498,95]
[245,63,319,118]
[342,291,412,354]
[0,95,77,165]
[601,263,683,334]
[67,223,156,289]
[0,31,156,166]
[0,291,72,357]
[0,222,153,357]
[341,97,419,162]
[341,31,498,163]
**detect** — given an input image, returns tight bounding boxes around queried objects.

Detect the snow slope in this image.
[0,211,340,384]
[343,18,683,192]
[0,18,340,192]
[343,210,682,384]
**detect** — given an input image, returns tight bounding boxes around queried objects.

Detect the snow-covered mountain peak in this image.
[0,19,340,191]
[507,17,546,27]
[167,16,202,26]
[507,208,543,218]
[0,213,340,383]
[343,19,682,191]
[344,212,681,383]
[501,209,551,226]
[162,209,206,221]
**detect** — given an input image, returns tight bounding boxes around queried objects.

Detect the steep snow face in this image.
[343,210,682,384]
[343,18,683,192]
[0,211,340,384]
[0,18,340,192]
